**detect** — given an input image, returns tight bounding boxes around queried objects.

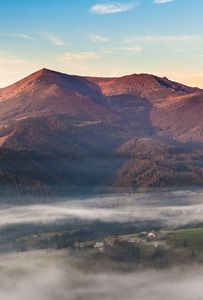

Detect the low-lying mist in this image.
[1,188,203,300]
[0,250,203,300]
[0,188,203,229]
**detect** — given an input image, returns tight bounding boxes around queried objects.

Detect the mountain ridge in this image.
[1,68,201,102]
[0,68,202,193]
[0,68,202,144]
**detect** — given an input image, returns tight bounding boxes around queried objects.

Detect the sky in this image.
[0,0,203,88]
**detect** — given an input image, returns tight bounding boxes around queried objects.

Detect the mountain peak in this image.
[33,68,56,77]
[0,70,40,102]
[0,68,201,106]
[0,68,61,103]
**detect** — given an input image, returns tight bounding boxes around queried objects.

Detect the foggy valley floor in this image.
[0,188,203,300]
[1,240,203,300]
[0,250,201,300]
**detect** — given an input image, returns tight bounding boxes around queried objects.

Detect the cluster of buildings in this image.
[74,241,104,251]
[73,230,160,251]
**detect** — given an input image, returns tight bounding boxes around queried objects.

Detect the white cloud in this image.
[0,58,26,64]
[60,51,102,69]
[100,46,142,53]
[47,35,66,46]
[90,3,137,14]
[118,46,143,51]
[102,50,113,54]
[63,52,101,62]
[165,35,197,42]
[124,35,198,44]
[41,33,68,45]
[154,0,175,3]
[57,51,102,71]
[5,33,34,40]
[0,52,27,65]
[124,36,153,43]
[172,47,199,52]
[89,34,109,42]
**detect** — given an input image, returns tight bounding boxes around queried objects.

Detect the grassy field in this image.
[15,226,203,264]
[16,231,66,245]
[109,228,203,264]
[171,228,203,262]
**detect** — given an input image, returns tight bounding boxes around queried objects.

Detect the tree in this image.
[183,240,188,247]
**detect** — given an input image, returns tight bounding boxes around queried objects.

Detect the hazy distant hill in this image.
[0,68,202,193]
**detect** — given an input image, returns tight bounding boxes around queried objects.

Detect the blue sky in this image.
[0,0,203,87]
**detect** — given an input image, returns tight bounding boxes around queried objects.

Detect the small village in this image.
[73,230,163,252]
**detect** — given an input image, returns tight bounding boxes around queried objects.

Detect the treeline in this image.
[0,219,162,253]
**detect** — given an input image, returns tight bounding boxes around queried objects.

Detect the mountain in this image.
[112,137,203,188]
[151,92,203,145]
[1,68,202,144]
[0,68,202,194]
[0,69,121,123]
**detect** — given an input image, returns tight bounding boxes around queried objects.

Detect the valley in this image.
[0,188,203,300]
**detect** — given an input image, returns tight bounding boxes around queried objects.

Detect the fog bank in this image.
[0,189,203,229]
[0,250,203,300]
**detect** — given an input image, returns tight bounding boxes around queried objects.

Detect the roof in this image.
[96,242,104,246]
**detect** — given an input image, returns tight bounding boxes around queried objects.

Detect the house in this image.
[148,232,156,238]
[94,242,104,247]
[94,242,104,251]
[166,232,174,237]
